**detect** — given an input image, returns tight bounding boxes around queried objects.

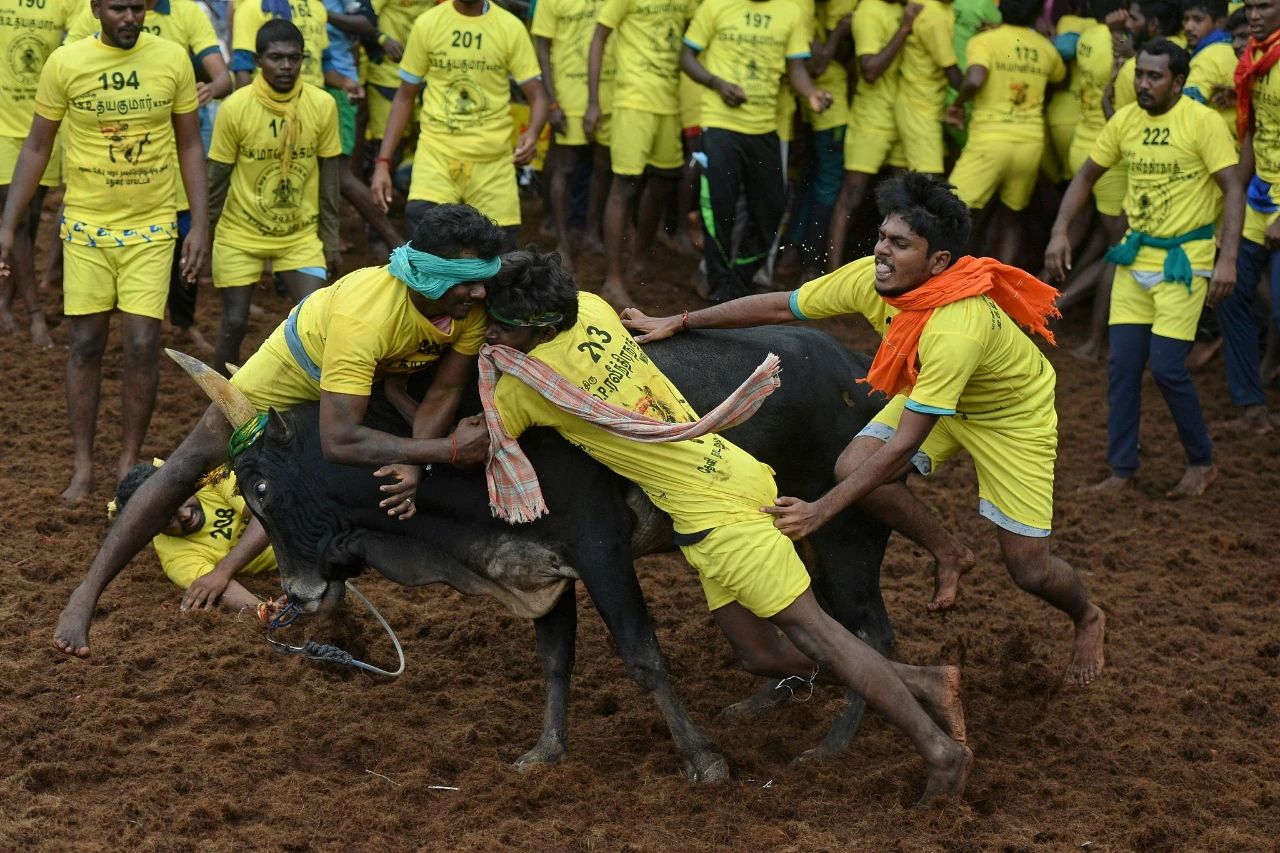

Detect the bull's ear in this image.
[265,408,293,445]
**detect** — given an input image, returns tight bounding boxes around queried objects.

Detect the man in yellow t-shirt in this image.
[370,0,547,244]
[1182,0,1237,138]
[208,20,343,374]
[364,0,436,149]
[232,0,337,89]
[585,0,697,306]
[0,0,210,503]
[1046,40,1242,496]
[53,204,505,659]
[1044,10,1092,184]
[0,0,76,349]
[531,0,615,272]
[475,247,973,803]
[946,0,1065,262]
[114,460,278,611]
[623,174,1108,688]
[681,0,830,303]
[827,0,915,271]
[894,0,961,174]
[1215,0,1280,434]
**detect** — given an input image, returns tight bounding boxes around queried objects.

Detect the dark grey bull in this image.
[226,326,894,780]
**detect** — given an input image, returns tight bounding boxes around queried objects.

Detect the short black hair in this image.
[1137,0,1182,34]
[1090,0,1128,21]
[1139,36,1191,78]
[1228,5,1248,28]
[485,247,580,333]
[408,204,507,260]
[115,462,158,515]
[874,173,971,264]
[1183,0,1227,19]
[256,19,305,55]
[1002,0,1044,28]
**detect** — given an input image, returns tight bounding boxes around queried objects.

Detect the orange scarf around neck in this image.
[864,255,1061,399]
[1235,28,1280,141]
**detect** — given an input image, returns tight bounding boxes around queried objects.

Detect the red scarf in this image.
[864,256,1061,399]
[1235,28,1280,141]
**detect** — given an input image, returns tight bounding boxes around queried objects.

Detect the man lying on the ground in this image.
[112,461,276,612]
[53,203,504,658]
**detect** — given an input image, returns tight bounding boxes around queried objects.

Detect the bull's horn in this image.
[165,348,258,428]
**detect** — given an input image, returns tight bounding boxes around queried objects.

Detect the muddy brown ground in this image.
[2,195,1279,852]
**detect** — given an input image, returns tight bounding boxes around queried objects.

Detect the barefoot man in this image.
[471,247,972,802]
[625,173,1106,685]
[1047,39,1242,497]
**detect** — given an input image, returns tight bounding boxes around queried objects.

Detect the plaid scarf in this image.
[1235,28,1280,141]
[866,255,1060,399]
[478,343,783,523]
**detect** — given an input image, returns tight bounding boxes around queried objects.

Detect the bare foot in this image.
[1067,604,1106,686]
[53,585,96,657]
[918,665,968,743]
[927,546,977,612]
[0,306,17,333]
[248,303,266,321]
[30,314,54,349]
[598,279,633,311]
[686,210,704,252]
[1213,406,1274,436]
[61,467,93,502]
[555,242,575,274]
[181,326,215,360]
[1167,464,1217,498]
[919,742,973,805]
[1187,337,1221,369]
[1079,474,1133,493]
[1069,340,1104,363]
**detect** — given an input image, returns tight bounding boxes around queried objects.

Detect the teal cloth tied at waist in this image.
[1104,223,1216,292]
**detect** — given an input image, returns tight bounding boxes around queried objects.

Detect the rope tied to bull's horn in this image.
[263,581,405,678]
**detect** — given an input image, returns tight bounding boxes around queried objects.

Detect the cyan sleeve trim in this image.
[683,37,705,51]
[905,399,956,416]
[399,68,424,85]
[788,289,809,320]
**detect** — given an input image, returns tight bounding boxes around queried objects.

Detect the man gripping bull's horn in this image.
[54,204,506,658]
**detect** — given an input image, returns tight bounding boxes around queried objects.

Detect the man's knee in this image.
[121,317,161,360]
[66,318,109,362]
[1001,536,1053,592]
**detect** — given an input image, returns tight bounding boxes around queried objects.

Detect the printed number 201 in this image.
[99,71,140,91]
[451,30,483,48]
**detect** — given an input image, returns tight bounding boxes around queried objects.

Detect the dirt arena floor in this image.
[2,194,1279,852]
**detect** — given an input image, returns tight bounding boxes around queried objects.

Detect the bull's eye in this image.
[255,481,267,497]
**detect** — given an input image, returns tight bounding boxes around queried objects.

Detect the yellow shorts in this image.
[212,235,326,288]
[62,239,175,319]
[680,517,812,618]
[610,107,684,176]
[557,113,611,147]
[408,144,521,226]
[865,394,1057,536]
[365,84,411,141]
[842,125,899,175]
[776,89,797,142]
[893,101,945,174]
[230,334,321,411]
[1109,266,1207,341]
[0,134,62,187]
[949,133,1043,211]
[1047,119,1076,182]
[1069,139,1127,217]
[679,72,702,131]
[1243,204,1279,245]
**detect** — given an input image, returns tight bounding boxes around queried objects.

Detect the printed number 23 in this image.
[99,71,140,90]
[576,325,612,362]
[451,30,483,48]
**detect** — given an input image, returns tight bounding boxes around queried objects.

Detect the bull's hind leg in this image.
[579,546,728,782]
[516,587,577,771]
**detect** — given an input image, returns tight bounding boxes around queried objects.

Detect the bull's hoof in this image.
[788,741,843,768]
[514,737,567,773]
[718,683,790,722]
[682,750,730,783]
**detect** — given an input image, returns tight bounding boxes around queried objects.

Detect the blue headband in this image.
[387,243,501,299]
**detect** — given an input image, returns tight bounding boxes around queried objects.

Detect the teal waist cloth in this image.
[1104,223,1216,291]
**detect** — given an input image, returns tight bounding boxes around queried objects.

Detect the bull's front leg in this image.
[577,543,728,783]
[516,586,577,772]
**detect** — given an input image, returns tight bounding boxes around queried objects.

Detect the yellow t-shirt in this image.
[965,24,1064,140]
[399,1,541,161]
[491,292,779,533]
[530,0,616,117]
[849,0,902,133]
[366,0,439,89]
[898,0,956,115]
[805,0,854,132]
[597,0,697,115]
[1186,41,1240,143]
[152,471,278,590]
[1073,21,1113,150]
[1112,55,1135,111]
[208,83,342,248]
[791,257,1057,422]
[274,264,487,396]
[1089,98,1238,271]
[0,0,77,140]
[684,0,811,134]
[1251,52,1280,183]
[1045,13,1091,130]
[34,33,199,243]
[233,0,330,88]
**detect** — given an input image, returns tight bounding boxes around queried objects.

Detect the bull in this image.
[190,326,895,780]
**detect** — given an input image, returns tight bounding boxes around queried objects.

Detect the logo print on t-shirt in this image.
[8,34,48,86]
[253,162,304,228]
[442,80,488,128]
[100,123,152,165]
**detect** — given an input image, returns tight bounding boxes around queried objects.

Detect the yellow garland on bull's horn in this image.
[165,348,258,428]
